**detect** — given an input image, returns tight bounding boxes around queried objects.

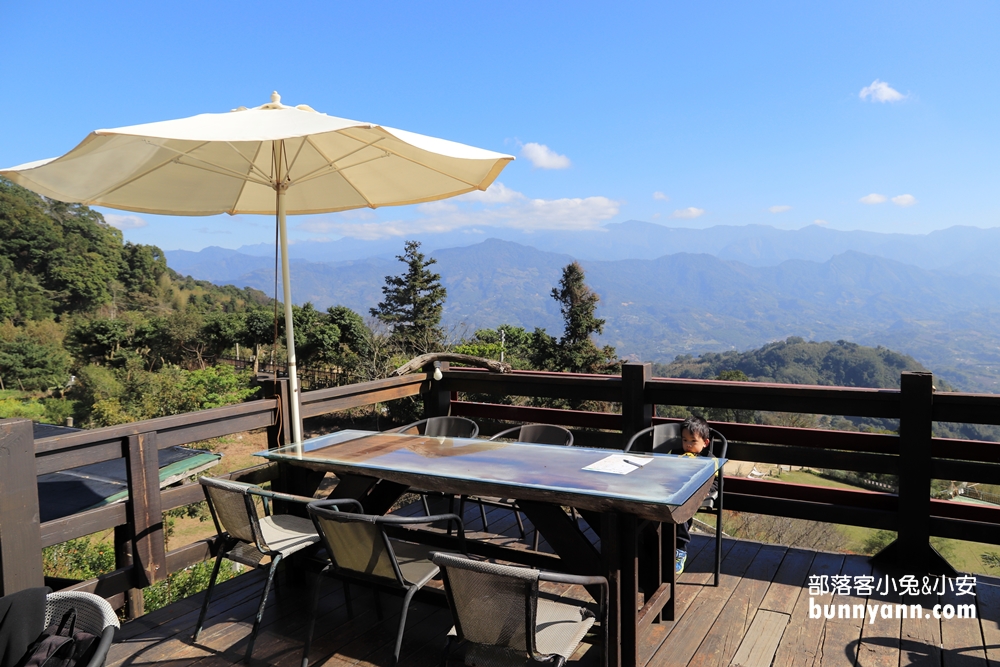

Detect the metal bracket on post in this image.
[621,363,652,447]
[423,361,451,419]
[872,371,955,576]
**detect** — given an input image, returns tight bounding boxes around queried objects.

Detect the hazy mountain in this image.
[223,222,1000,274]
[166,237,1000,391]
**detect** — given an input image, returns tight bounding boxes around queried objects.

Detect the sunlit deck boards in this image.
[107,503,1000,667]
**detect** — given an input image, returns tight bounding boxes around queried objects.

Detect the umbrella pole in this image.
[276,186,303,446]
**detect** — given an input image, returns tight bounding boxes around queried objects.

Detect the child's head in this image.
[680,416,711,455]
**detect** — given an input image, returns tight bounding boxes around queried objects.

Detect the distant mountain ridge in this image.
[166,236,1000,392]
[224,221,1000,275]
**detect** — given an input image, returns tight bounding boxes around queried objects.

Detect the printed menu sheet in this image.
[582,454,654,475]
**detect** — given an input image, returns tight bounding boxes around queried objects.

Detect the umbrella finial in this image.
[271,91,281,104]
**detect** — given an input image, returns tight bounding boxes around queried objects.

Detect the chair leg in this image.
[393,586,419,665]
[301,571,324,667]
[194,548,226,641]
[514,509,526,540]
[422,493,432,517]
[714,508,723,587]
[343,581,354,618]
[244,554,282,664]
[478,500,489,531]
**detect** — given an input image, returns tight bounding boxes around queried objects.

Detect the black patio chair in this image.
[459,424,574,546]
[195,477,320,663]
[431,552,607,666]
[391,416,480,517]
[624,423,728,586]
[302,499,467,667]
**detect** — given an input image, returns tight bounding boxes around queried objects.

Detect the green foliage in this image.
[454,325,535,370]
[0,393,47,419]
[371,240,447,355]
[76,361,259,427]
[530,262,620,375]
[981,552,1000,570]
[43,538,116,580]
[655,337,926,388]
[143,559,241,612]
[861,529,896,555]
[0,325,72,391]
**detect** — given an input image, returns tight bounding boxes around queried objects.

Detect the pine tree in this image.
[371,241,447,355]
[531,262,619,374]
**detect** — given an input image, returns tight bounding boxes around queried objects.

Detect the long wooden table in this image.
[256,430,724,666]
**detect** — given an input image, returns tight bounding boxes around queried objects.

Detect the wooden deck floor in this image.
[108,501,1000,667]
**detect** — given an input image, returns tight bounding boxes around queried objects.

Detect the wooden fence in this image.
[2,364,1000,615]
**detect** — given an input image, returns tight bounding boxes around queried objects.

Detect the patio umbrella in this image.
[1,92,514,445]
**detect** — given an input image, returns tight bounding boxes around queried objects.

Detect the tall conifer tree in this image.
[371,240,447,354]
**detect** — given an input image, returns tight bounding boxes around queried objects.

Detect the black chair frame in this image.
[303,499,467,667]
[624,422,728,586]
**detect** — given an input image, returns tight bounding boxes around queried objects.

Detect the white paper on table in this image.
[581,454,655,475]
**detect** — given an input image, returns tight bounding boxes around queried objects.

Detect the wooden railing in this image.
[2,363,1000,614]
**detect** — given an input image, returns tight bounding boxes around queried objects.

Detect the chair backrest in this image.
[398,416,480,438]
[308,503,403,586]
[44,592,120,634]
[625,423,728,458]
[431,552,539,658]
[490,424,573,447]
[200,477,262,547]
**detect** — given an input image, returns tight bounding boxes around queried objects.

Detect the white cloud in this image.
[892,194,917,207]
[814,219,829,226]
[768,205,792,213]
[859,79,905,103]
[860,193,887,204]
[521,142,571,169]
[653,191,670,201]
[457,182,523,204]
[104,214,147,229]
[671,207,705,219]
[297,184,619,240]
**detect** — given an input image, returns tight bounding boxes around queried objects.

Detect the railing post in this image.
[0,418,44,595]
[423,361,451,418]
[263,378,292,450]
[123,431,167,617]
[621,363,652,446]
[873,371,954,575]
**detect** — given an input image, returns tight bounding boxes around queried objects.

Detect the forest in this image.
[0,176,968,435]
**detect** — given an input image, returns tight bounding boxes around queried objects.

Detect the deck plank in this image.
[816,555,871,667]
[687,544,787,667]
[856,561,902,667]
[770,551,844,667]
[941,574,987,667]
[647,540,763,666]
[109,507,996,667]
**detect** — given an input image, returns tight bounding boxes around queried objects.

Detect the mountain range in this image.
[165,223,1000,393]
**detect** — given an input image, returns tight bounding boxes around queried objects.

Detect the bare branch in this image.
[393,352,512,376]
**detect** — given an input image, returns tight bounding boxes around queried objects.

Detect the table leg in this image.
[601,513,621,667]
[620,514,639,666]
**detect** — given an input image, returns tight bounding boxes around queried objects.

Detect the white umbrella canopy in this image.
[2,92,514,444]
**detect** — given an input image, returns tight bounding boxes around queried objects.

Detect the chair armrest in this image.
[308,498,365,512]
[488,425,522,442]
[83,626,116,667]
[623,425,655,453]
[378,513,467,553]
[539,572,608,588]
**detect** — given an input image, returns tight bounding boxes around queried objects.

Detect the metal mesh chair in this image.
[302,499,467,667]
[624,423,728,586]
[460,424,574,544]
[195,477,320,663]
[431,552,607,667]
[391,417,480,517]
[43,592,119,667]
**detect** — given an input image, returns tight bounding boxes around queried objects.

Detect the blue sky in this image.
[3,1,999,251]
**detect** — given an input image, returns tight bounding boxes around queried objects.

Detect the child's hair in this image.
[681,415,711,443]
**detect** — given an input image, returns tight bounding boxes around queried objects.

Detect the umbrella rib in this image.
[229,142,267,210]
[148,144,272,186]
[284,137,309,179]
[291,134,387,183]
[221,141,278,184]
[86,140,215,201]
[375,143,481,189]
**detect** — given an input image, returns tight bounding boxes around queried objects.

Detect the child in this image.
[670,415,717,575]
